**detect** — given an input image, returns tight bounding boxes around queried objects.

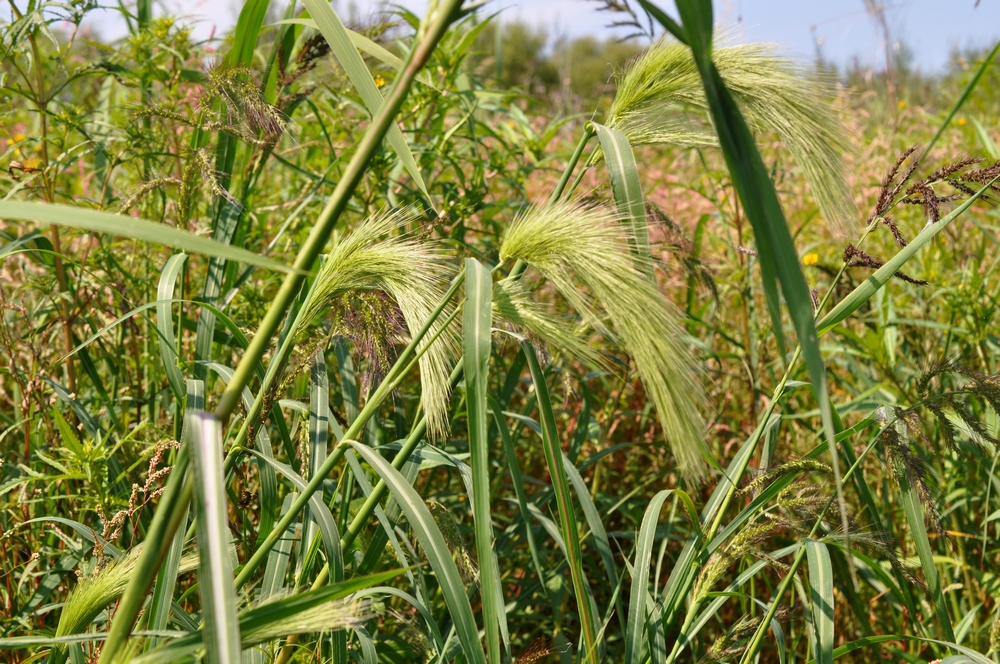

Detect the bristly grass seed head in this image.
[604,37,857,230]
[300,207,459,439]
[500,200,708,480]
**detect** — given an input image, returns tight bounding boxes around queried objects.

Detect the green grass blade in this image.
[346,441,487,664]
[273,18,437,88]
[307,350,344,583]
[156,254,187,401]
[0,201,296,273]
[463,257,505,662]
[198,362,277,542]
[898,459,956,642]
[817,175,1000,335]
[489,397,552,603]
[805,539,834,664]
[195,204,242,384]
[146,381,200,648]
[225,0,270,66]
[345,450,418,590]
[671,0,848,553]
[921,41,1000,161]
[592,122,651,274]
[300,0,431,202]
[818,635,994,664]
[260,492,298,602]
[522,342,600,664]
[563,451,626,637]
[246,451,343,584]
[626,490,674,664]
[189,413,241,664]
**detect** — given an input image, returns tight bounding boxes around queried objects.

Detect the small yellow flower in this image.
[957,117,967,126]
[13,132,25,143]
[897,100,907,110]
[802,252,819,266]
[374,74,385,89]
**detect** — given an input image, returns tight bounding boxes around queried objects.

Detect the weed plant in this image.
[1,1,1000,663]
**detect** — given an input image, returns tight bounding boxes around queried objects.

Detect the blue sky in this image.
[88,0,1000,73]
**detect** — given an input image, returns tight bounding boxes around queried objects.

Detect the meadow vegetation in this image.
[1,1,1000,662]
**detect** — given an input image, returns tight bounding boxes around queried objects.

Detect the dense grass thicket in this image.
[2,1,1000,662]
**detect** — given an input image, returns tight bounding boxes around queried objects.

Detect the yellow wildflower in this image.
[802,252,819,266]
[374,74,385,89]
[897,100,906,109]
[957,117,967,126]
[13,132,25,143]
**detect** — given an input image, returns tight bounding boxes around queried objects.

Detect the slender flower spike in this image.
[500,200,708,480]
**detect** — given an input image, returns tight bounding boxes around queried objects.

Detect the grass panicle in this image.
[492,278,609,371]
[499,199,707,480]
[604,37,857,230]
[300,207,459,439]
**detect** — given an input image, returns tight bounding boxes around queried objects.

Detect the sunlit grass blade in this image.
[805,539,834,664]
[189,413,241,664]
[522,342,600,664]
[133,570,401,664]
[463,257,506,662]
[346,441,487,664]
[0,201,296,273]
[155,254,187,401]
[300,0,431,202]
[563,452,626,637]
[625,490,673,664]
[591,122,651,273]
[226,0,270,66]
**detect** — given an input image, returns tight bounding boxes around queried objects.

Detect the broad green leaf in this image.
[463,257,506,661]
[300,0,431,201]
[592,122,651,274]
[189,413,241,664]
[347,441,487,664]
[805,539,834,664]
[0,201,295,273]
